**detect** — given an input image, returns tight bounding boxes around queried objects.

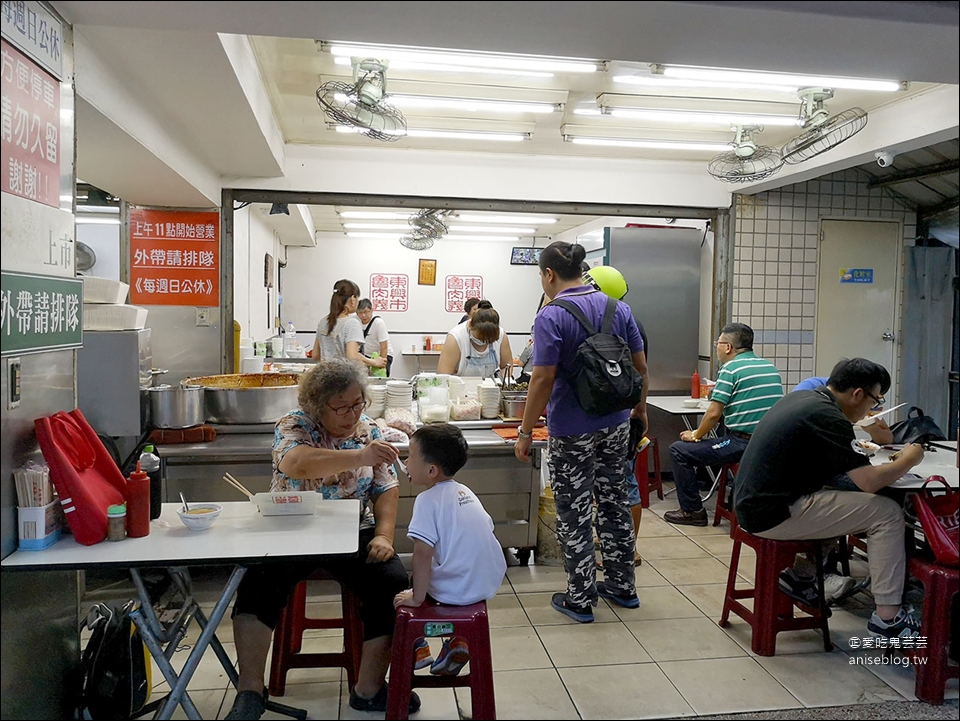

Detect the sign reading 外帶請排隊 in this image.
[839,268,874,284]
[0,271,83,355]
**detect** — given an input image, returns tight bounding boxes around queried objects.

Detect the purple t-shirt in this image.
[532,286,644,436]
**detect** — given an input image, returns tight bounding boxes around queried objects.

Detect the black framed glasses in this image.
[864,390,885,411]
[326,400,365,417]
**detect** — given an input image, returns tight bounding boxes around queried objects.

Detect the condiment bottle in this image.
[139,445,162,520]
[425,336,432,351]
[125,462,151,538]
[691,370,701,398]
[107,504,127,542]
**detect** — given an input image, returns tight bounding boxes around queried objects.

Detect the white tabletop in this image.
[647,395,711,415]
[1,500,360,572]
[929,439,957,452]
[872,449,959,489]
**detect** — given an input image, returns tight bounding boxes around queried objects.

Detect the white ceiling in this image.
[52,1,959,208]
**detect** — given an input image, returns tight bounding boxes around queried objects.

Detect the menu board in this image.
[445,275,483,313]
[129,208,220,306]
[369,273,409,311]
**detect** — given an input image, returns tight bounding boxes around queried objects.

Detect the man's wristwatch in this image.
[517,428,533,440]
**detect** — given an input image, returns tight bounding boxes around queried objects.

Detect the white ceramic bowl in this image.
[683,398,701,408]
[177,503,223,531]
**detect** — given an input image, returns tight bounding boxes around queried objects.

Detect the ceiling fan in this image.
[400,209,450,250]
[780,87,867,164]
[316,58,407,142]
[707,125,783,183]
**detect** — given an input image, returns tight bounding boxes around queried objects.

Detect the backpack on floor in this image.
[80,600,151,720]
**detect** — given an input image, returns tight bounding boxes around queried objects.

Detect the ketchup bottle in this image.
[691,370,701,399]
[126,461,152,538]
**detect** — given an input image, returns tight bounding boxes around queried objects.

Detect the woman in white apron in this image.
[437,307,513,378]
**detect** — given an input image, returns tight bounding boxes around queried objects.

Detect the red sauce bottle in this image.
[691,370,701,398]
[126,461,152,538]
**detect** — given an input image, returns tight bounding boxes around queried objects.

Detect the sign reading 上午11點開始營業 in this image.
[0,271,83,355]
[129,208,220,306]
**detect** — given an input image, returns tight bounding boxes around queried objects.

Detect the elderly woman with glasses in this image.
[226,359,420,720]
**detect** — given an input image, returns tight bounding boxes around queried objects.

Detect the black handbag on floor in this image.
[888,406,946,445]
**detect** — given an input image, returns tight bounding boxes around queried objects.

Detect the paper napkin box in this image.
[18,500,62,550]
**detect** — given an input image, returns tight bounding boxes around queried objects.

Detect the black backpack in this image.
[80,600,150,720]
[888,406,947,446]
[551,295,644,416]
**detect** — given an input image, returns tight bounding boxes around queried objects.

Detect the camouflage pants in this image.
[547,421,636,607]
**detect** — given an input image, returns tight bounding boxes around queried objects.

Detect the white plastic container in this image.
[253,491,318,516]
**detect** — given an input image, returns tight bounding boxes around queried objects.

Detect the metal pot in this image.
[148,385,205,429]
[501,396,527,419]
[182,373,301,424]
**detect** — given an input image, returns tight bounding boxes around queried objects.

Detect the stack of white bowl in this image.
[386,380,413,410]
[477,380,501,419]
[366,383,387,418]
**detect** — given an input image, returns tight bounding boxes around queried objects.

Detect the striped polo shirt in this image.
[710,351,783,433]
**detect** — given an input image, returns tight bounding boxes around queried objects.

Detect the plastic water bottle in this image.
[139,445,162,520]
[284,321,297,358]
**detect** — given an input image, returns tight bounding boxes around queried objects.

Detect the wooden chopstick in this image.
[222,472,255,499]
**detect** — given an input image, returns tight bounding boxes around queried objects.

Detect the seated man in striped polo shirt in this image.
[664,323,783,526]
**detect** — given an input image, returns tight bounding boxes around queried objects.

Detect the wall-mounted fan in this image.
[780,88,867,165]
[400,209,449,251]
[316,58,407,141]
[707,125,783,183]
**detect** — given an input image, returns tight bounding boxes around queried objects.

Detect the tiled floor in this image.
[124,487,957,720]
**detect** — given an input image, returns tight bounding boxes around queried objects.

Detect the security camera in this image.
[875,151,896,168]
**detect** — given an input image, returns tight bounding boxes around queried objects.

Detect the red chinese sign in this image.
[445,275,483,313]
[129,208,220,306]
[1,38,59,208]
[369,274,408,312]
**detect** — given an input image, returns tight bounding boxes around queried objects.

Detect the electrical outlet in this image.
[8,357,21,409]
[196,307,210,327]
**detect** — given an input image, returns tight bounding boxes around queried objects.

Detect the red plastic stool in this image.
[712,462,739,534]
[635,437,663,508]
[908,555,959,705]
[387,600,495,720]
[719,526,832,656]
[268,570,363,696]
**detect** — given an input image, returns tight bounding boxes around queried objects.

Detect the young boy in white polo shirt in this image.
[393,423,507,676]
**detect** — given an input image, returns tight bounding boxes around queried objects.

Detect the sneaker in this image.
[551,592,594,623]
[778,568,820,606]
[663,508,708,527]
[430,636,470,676]
[867,606,922,640]
[224,690,265,721]
[823,573,857,604]
[597,581,640,609]
[349,685,421,714]
[413,636,434,670]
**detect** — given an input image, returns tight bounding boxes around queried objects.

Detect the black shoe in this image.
[778,569,832,617]
[225,690,265,721]
[349,685,421,714]
[663,508,708,526]
[597,581,640,609]
[550,592,594,623]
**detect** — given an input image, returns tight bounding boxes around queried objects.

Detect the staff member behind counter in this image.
[437,304,513,378]
[312,280,387,375]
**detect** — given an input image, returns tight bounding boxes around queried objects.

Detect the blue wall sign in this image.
[840,268,873,284]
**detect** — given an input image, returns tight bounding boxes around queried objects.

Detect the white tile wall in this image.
[733,168,916,390]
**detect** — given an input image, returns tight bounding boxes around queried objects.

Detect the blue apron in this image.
[462,340,498,378]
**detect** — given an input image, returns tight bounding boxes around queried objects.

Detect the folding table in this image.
[646,395,721,500]
[1,499,360,720]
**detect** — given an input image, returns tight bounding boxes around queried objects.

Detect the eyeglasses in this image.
[326,400,366,417]
[715,340,732,349]
[864,390,885,411]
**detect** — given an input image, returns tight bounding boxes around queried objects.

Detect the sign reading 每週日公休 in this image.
[1,37,60,208]
[129,208,220,306]
[0,271,82,355]
[1,0,63,80]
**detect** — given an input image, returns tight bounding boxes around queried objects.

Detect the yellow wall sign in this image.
[418,258,437,286]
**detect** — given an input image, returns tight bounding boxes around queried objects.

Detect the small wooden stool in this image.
[719,526,832,656]
[387,600,495,720]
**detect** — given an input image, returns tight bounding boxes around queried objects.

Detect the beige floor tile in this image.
[304,578,342,603]
[490,625,553,671]
[757,650,906,706]
[518,591,621,625]
[606,584,704,622]
[676,522,734,537]
[635,512,683,538]
[538,621,653,667]
[337,685,458,721]
[719,614,833,657]
[636,535,711,560]
[559,663,695,720]
[461,668,578,720]
[631,561,671,587]
[625,617,748,662]
[164,688,226,720]
[281,635,347,685]
[256,681,341,720]
[677,583,728,618]
[506,565,568,594]
[647,556,731,586]
[151,640,236,693]
[690,533,739,559]
[487,592,532,628]
[660,656,801,715]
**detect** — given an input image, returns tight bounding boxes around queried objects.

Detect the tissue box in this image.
[18,500,62,550]
[82,276,130,304]
[82,303,148,330]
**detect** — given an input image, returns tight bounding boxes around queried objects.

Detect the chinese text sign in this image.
[0,271,82,355]
[369,274,408,312]
[445,275,483,313]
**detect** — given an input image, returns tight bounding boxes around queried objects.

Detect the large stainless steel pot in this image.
[148,385,205,428]
[181,373,300,424]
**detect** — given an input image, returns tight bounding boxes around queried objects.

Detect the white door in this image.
[815,219,900,401]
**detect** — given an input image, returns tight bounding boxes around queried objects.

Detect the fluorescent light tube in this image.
[328,44,598,74]
[75,217,121,225]
[662,66,901,92]
[76,205,120,213]
[567,137,732,151]
[333,55,554,78]
[448,225,538,234]
[613,75,799,93]
[389,94,558,114]
[607,108,799,126]
[342,223,415,230]
[456,214,557,224]
[445,234,521,241]
[346,232,520,241]
[338,211,416,219]
[333,126,529,142]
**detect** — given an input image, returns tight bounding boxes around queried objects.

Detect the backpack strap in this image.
[362,316,379,338]
[551,298,598,335]
[599,296,618,334]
